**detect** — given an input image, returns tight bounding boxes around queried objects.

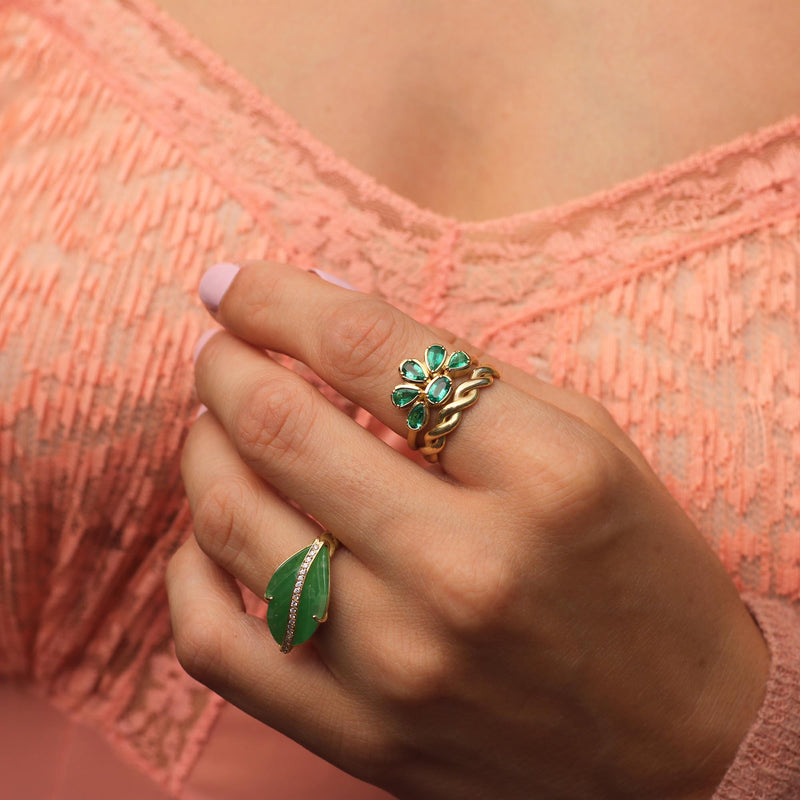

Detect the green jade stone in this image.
[407,401,428,430]
[392,386,420,408]
[448,351,471,371]
[265,543,331,648]
[426,345,446,372]
[400,359,427,383]
[427,375,452,404]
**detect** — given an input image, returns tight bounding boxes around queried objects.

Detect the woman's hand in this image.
[168,260,769,800]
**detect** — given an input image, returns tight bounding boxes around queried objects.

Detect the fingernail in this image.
[195,404,208,419]
[199,262,240,313]
[193,329,220,362]
[309,268,358,291]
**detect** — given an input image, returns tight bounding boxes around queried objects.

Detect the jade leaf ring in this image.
[264,532,338,653]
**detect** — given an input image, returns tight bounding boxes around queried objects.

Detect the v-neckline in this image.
[20,0,800,324]
[115,0,800,236]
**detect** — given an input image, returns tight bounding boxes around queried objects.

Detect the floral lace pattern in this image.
[2,0,800,794]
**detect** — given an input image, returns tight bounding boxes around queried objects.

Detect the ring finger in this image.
[181,408,391,673]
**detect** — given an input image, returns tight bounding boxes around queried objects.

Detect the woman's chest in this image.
[151,0,800,222]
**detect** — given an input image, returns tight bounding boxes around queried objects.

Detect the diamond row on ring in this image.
[280,540,322,653]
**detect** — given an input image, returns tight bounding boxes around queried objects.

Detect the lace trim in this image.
[19,0,800,257]
[14,0,800,355]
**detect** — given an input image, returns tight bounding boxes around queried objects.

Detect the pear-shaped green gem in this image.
[426,345,446,372]
[407,401,429,430]
[392,386,420,408]
[400,359,427,383]
[265,541,331,651]
[427,375,452,404]
[448,350,471,371]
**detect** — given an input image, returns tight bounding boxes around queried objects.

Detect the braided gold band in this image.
[407,365,500,462]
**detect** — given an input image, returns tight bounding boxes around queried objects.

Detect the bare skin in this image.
[153,3,796,798]
[174,260,770,799]
[153,0,800,222]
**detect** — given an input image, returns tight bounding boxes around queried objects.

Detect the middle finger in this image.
[193,330,460,567]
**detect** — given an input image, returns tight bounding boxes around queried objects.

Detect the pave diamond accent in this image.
[280,542,324,653]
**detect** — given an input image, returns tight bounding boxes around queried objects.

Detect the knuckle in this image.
[233,377,316,469]
[317,299,410,383]
[530,433,626,534]
[191,478,253,571]
[520,413,625,524]
[567,436,622,506]
[372,639,455,707]
[432,553,520,637]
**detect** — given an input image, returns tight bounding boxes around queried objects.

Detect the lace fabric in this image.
[2,0,800,794]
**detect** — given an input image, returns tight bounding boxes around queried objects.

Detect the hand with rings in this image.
[169,260,769,800]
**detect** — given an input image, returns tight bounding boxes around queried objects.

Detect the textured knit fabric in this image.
[2,0,800,797]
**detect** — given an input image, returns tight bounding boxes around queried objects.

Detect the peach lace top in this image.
[2,0,800,797]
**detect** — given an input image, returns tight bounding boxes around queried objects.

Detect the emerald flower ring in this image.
[391,344,500,462]
[390,344,473,432]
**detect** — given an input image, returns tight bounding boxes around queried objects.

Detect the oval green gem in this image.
[392,386,420,408]
[426,345,446,372]
[427,375,452,404]
[448,350,471,371]
[400,359,427,383]
[407,401,428,430]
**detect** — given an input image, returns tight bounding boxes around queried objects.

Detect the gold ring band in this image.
[411,365,500,462]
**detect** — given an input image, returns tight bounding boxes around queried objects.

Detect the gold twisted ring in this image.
[390,344,500,463]
[415,366,500,462]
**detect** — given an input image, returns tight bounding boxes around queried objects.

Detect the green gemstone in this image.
[427,375,452,404]
[295,545,330,646]
[265,543,330,649]
[426,345,446,372]
[400,359,427,383]
[392,386,420,408]
[407,401,429,430]
[448,351,471,371]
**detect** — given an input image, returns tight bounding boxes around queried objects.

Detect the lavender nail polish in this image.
[309,268,358,291]
[193,329,220,362]
[199,262,241,312]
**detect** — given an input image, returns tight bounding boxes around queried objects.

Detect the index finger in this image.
[200,260,538,487]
